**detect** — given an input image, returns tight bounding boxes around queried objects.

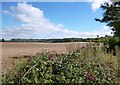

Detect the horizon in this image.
[1,36,107,41]
[1,0,113,39]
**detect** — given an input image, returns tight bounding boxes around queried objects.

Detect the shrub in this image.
[103,36,120,55]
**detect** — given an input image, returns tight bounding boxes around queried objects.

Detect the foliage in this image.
[2,46,119,84]
[95,1,120,38]
[102,36,120,54]
[0,39,4,42]
[4,38,100,43]
[95,1,120,52]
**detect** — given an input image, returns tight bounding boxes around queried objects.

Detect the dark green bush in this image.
[103,36,120,55]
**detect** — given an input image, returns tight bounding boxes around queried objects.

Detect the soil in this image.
[1,42,88,73]
[2,42,68,72]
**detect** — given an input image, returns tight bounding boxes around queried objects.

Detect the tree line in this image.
[0,38,100,43]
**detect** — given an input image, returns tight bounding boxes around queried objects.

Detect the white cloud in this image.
[100,26,113,36]
[90,0,112,11]
[103,26,109,29]
[2,2,113,39]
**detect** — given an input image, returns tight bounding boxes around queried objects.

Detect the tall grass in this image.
[66,42,119,83]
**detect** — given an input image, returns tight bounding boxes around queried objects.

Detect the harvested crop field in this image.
[2,42,89,72]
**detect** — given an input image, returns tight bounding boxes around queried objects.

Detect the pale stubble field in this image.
[2,42,89,72]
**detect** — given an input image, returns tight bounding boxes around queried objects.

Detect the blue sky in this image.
[1,1,113,39]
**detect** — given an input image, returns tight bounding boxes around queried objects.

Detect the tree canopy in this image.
[95,1,120,38]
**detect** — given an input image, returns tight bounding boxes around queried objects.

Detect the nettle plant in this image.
[2,48,119,84]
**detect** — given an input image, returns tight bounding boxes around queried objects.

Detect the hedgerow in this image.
[2,47,119,84]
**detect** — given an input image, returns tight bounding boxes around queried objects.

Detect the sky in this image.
[1,0,113,39]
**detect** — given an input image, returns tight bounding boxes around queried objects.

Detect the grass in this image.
[2,42,120,84]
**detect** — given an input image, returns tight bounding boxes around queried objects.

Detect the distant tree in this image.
[2,38,5,42]
[97,35,99,38]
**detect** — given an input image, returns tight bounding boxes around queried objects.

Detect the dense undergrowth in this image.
[2,45,119,84]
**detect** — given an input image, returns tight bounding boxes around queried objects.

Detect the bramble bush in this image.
[2,46,119,84]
